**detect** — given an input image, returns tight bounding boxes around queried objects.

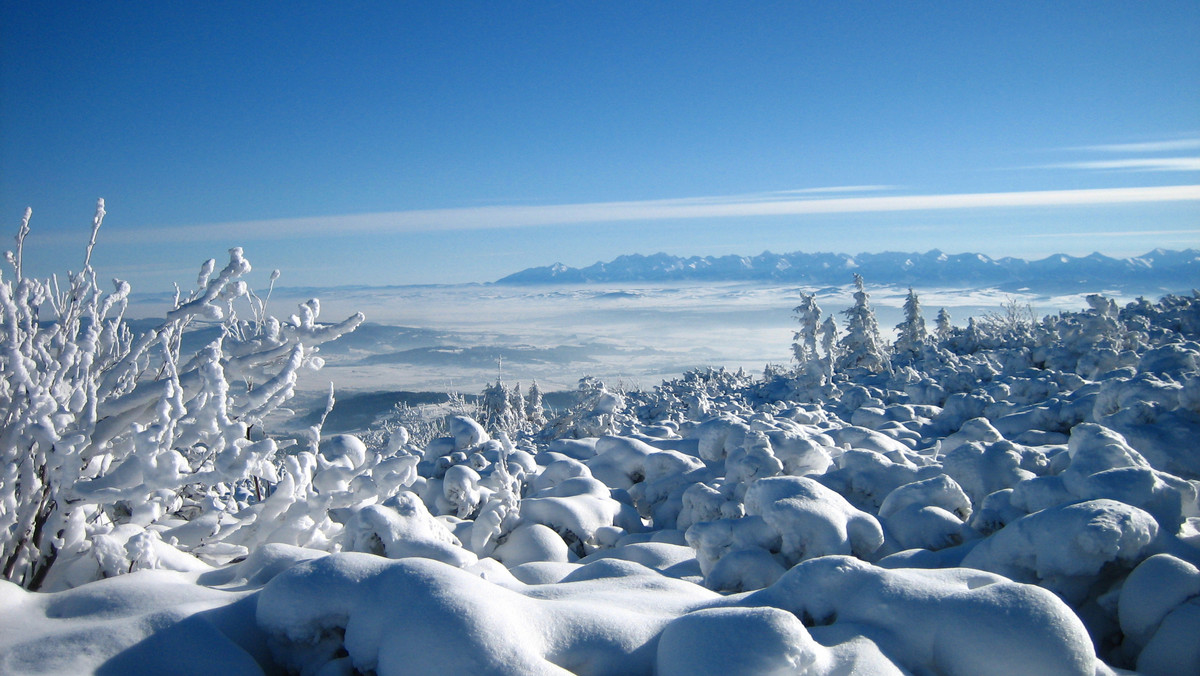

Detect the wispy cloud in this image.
[1026,228,1200,239]
[608,185,900,207]
[767,185,899,195]
[1040,158,1200,172]
[100,185,1200,244]
[1076,138,1200,153]
[1038,137,1200,173]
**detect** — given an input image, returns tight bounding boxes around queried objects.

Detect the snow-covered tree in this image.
[791,292,822,367]
[480,380,517,434]
[893,288,928,361]
[541,376,627,439]
[819,316,839,384]
[508,382,527,427]
[947,316,986,353]
[836,274,891,374]
[935,308,953,343]
[526,381,547,427]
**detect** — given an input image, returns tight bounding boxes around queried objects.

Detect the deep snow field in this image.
[3,242,1200,675]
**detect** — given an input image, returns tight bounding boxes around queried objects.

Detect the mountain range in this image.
[496,249,1200,291]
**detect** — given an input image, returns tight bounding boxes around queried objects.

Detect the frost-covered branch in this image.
[0,204,360,590]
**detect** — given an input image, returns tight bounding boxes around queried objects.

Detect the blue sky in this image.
[2,2,1197,289]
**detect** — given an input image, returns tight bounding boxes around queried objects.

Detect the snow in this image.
[960,498,1159,600]
[6,239,1200,675]
[749,555,1099,676]
[1119,554,1200,650]
[655,606,827,676]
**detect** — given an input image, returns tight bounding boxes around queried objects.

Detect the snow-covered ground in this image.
[124,281,1174,443]
[3,237,1199,675]
[258,282,1174,438]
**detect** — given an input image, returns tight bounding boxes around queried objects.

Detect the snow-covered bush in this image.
[0,203,362,589]
[541,376,631,438]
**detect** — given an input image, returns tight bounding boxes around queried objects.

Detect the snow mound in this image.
[749,556,1100,676]
[257,552,719,675]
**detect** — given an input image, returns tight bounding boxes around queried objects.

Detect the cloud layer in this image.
[110,185,1200,244]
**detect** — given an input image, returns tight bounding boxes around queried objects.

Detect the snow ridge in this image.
[497,249,1200,289]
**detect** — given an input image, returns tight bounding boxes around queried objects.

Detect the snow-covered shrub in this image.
[878,474,975,551]
[369,390,481,451]
[744,476,884,564]
[960,498,1159,603]
[748,555,1101,676]
[343,495,477,567]
[0,203,362,589]
[541,376,631,438]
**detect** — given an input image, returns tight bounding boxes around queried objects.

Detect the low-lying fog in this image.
[128,280,1180,434]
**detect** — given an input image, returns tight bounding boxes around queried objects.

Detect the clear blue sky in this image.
[2,1,1198,289]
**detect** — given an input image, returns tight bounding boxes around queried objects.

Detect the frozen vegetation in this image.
[3,207,1200,675]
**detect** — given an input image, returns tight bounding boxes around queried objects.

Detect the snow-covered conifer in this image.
[952,316,984,353]
[935,308,953,342]
[819,316,839,383]
[791,292,821,366]
[526,381,547,427]
[893,288,928,361]
[508,382,527,425]
[836,274,892,374]
[480,380,516,434]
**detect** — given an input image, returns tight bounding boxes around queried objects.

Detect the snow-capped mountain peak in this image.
[497,249,1200,290]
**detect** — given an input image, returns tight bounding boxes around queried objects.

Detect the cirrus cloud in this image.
[91,185,1200,244]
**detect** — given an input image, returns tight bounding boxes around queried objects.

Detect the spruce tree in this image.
[481,380,515,433]
[508,382,526,424]
[894,288,928,360]
[526,381,547,427]
[836,274,892,374]
[819,316,839,383]
[935,308,953,342]
[791,292,822,367]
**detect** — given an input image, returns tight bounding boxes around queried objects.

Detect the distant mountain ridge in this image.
[496,249,1200,290]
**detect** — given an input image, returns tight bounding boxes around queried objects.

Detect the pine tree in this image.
[526,381,547,427]
[935,308,953,343]
[894,288,928,360]
[836,274,892,374]
[791,292,822,367]
[508,382,526,423]
[819,316,839,383]
[481,380,516,433]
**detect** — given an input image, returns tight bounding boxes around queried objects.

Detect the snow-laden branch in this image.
[0,205,360,590]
